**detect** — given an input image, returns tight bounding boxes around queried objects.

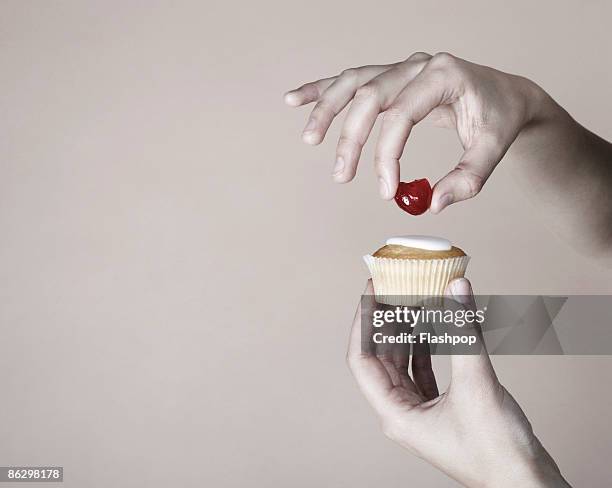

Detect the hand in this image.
[284,52,546,213]
[347,278,571,487]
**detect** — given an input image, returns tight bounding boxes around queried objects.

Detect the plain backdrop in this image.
[0,1,611,487]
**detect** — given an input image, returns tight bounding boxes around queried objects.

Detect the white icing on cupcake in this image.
[385,235,452,251]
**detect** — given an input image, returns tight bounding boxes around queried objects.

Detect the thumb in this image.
[430,137,507,213]
[445,278,498,392]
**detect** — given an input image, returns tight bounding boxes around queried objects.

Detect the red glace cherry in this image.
[394,179,432,215]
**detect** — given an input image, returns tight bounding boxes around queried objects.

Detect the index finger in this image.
[284,76,337,107]
[346,280,395,415]
[284,65,394,107]
[374,67,454,199]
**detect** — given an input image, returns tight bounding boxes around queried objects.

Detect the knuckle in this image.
[407,51,432,62]
[373,156,393,172]
[346,352,366,373]
[355,84,379,101]
[340,68,359,83]
[421,66,457,98]
[383,106,411,124]
[456,166,485,198]
[345,353,353,369]
[346,354,358,374]
[425,66,449,85]
[302,81,318,94]
[428,52,467,86]
[313,99,336,117]
[338,134,362,149]
[431,51,456,67]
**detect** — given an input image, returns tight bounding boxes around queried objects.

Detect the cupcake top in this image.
[373,235,466,260]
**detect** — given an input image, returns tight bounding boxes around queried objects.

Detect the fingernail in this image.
[437,193,453,212]
[332,156,345,176]
[303,118,316,132]
[284,92,298,105]
[450,278,472,304]
[378,177,390,199]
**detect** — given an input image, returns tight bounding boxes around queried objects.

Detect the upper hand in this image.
[285,52,545,212]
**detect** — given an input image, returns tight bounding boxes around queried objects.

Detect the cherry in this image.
[394,179,432,215]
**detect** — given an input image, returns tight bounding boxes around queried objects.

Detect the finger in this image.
[299,65,394,145]
[334,56,430,184]
[430,135,508,213]
[375,333,417,392]
[372,305,419,392]
[347,280,396,415]
[301,72,360,145]
[374,66,455,199]
[445,278,498,392]
[392,339,416,391]
[284,76,336,107]
[378,355,408,389]
[411,335,439,401]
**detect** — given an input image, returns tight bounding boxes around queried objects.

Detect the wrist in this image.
[518,463,570,488]
[520,78,561,126]
[484,453,571,488]
[509,77,581,162]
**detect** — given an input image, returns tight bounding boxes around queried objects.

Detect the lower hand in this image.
[347,278,571,487]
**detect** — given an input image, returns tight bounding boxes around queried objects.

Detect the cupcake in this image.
[364,235,469,306]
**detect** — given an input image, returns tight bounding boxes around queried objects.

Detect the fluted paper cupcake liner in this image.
[363,255,470,306]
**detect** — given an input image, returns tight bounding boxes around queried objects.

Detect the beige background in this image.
[1,1,611,487]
